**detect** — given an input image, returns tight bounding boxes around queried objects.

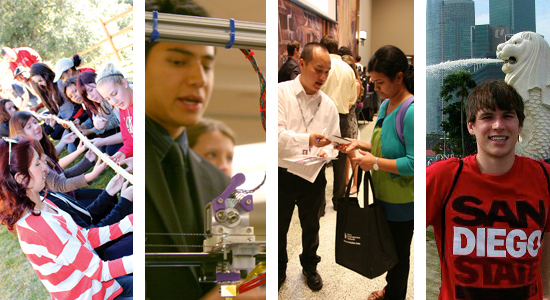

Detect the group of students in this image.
[0,53,134,299]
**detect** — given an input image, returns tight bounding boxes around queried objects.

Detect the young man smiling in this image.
[427,81,550,300]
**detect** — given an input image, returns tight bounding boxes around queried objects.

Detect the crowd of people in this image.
[278,39,414,299]
[0,46,134,299]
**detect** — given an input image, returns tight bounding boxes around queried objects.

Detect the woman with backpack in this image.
[338,45,414,300]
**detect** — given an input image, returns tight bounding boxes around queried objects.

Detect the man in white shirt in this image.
[278,42,340,292]
[320,35,357,211]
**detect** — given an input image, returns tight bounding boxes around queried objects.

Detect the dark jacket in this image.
[0,121,8,138]
[278,57,301,83]
[145,116,230,300]
[43,190,132,228]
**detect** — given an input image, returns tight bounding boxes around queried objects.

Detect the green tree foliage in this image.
[440,71,476,157]
[0,0,132,69]
[441,101,477,156]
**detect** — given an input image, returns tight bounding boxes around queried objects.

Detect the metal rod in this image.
[145,12,266,50]
[145,252,266,268]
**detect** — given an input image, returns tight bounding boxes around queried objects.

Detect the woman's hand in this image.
[45,117,57,128]
[84,158,107,184]
[84,148,97,163]
[121,181,133,202]
[317,150,327,158]
[111,152,126,164]
[336,139,359,153]
[93,116,108,130]
[352,150,376,171]
[90,137,106,148]
[73,118,81,126]
[105,174,125,196]
[60,132,77,145]
[120,157,133,173]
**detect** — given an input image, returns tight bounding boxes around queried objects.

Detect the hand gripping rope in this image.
[29,111,133,183]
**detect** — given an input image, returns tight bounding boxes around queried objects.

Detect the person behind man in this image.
[355,55,364,75]
[53,54,95,84]
[145,1,264,299]
[319,35,357,211]
[187,118,236,177]
[278,42,340,292]
[427,81,550,300]
[1,46,42,74]
[13,67,42,111]
[278,40,301,83]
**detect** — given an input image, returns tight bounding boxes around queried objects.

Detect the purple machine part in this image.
[217,272,241,282]
[212,173,246,212]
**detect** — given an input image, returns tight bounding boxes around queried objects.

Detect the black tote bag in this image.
[335,169,398,279]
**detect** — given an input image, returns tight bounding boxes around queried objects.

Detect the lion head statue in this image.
[496,31,550,106]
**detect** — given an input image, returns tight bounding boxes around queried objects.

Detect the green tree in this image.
[0,0,132,75]
[441,101,477,156]
[440,71,476,157]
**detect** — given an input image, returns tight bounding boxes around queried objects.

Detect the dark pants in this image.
[332,113,350,205]
[99,143,124,156]
[96,233,133,260]
[98,127,123,156]
[74,188,103,207]
[278,167,326,274]
[384,219,414,300]
[114,275,133,299]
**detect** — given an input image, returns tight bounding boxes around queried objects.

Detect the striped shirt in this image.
[16,200,133,300]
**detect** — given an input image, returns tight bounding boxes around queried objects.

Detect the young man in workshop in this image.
[145,0,264,299]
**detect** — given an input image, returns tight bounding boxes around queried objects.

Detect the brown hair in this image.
[76,71,104,115]
[0,137,44,231]
[342,55,364,100]
[9,111,58,163]
[29,63,64,115]
[466,81,525,126]
[187,118,236,148]
[0,99,16,123]
[287,41,301,57]
[320,35,338,54]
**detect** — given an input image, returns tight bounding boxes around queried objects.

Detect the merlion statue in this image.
[497,31,550,298]
[496,31,550,160]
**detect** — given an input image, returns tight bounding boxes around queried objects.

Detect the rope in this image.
[146,233,266,236]
[29,112,133,183]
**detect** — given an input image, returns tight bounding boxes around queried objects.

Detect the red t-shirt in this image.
[8,47,42,73]
[427,155,550,300]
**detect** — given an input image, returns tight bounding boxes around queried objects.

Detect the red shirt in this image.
[427,155,550,300]
[8,47,42,73]
[118,104,133,157]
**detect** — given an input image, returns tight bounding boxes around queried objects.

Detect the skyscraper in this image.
[490,0,536,34]
[426,0,475,134]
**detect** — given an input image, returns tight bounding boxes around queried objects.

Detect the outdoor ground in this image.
[426,226,441,300]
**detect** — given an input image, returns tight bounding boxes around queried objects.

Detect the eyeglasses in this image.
[3,137,18,166]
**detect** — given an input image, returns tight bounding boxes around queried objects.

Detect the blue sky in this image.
[474,0,550,42]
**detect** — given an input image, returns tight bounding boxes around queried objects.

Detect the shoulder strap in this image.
[536,160,550,198]
[440,158,463,259]
[396,96,414,146]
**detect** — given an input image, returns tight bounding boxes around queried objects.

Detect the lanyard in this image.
[297,98,321,132]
